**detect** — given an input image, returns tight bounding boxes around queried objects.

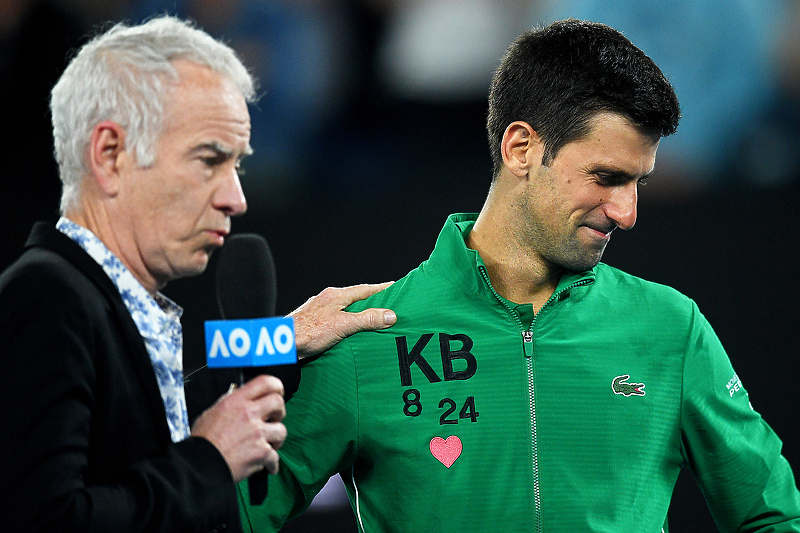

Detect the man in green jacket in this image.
[242,19,800,532]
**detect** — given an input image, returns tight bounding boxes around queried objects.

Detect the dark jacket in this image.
[0,222,240,533]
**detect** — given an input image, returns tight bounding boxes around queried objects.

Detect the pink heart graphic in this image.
[430,436,462,468]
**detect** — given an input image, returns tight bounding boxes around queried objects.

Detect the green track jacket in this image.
[242,213,800,532]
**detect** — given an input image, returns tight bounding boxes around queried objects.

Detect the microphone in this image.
[210,233,291,505]
[216,233,277,325]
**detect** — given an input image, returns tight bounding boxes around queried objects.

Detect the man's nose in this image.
[604,182,638,230]
[215,165,247,216]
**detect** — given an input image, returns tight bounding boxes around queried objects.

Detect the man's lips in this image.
[206,229,229,247]
[581,224,616,241]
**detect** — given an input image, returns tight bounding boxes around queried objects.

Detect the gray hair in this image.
[50,15,256,214]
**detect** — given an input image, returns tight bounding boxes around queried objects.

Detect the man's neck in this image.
[466,203,562,313]
[64,207,161,296]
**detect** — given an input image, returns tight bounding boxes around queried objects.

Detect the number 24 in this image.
[439,396,480,424]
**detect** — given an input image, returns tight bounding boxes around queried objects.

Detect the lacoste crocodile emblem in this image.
[430,436,462,468]
[612,374,645,397]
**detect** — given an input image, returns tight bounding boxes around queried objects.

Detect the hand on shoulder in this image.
[289,283,396,359]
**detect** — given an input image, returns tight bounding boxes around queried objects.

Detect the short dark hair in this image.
[486,19,680,177]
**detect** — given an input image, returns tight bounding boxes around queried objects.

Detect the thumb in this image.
[344,308,397,336]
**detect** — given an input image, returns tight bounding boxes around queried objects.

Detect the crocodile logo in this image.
[612,374,645,397]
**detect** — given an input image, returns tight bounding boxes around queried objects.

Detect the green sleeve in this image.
[681,302,800,532]
[240,340,360,532]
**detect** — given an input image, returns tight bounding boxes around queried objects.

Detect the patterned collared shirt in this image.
[57,218,190,442]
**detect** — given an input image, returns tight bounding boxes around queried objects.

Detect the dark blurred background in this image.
[2,0,798,530]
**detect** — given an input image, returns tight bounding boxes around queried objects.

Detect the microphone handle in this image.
[239,367,269,504]
[249,469,269,505]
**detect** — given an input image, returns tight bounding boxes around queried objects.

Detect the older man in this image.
[0,16,394,533]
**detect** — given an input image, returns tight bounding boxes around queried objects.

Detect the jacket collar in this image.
[26,222,123,299]
[426,213,595,303]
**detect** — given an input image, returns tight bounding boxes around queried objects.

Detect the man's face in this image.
[116,60,251,291]
[516,112,659,272]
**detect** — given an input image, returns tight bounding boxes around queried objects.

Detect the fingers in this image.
[288,283,393,318]
[333,282,394,307]
[237,373,285,401]
[232,375,286,423]
[342,307,397,336]
[289,282,397,358]
[191,374,287,482]
[261,421,288,474]
[245,416,287,477]
[261,449,280,475]
[227,409,286,479]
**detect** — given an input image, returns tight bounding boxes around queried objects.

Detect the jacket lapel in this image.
[26,222,174,443]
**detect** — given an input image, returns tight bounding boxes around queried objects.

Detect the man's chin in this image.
[566,261,600,273]
[176,254,212,280]
[561,249,605,272]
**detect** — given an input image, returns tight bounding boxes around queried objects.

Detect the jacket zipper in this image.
[478,266,592,532]
[478,266,541,532]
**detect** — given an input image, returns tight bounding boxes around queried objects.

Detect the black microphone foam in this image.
[216,233,276,319]
[214,232,276,505]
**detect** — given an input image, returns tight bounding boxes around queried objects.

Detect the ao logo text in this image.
[204,316,297,368]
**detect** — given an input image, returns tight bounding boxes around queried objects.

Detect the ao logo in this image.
[210,324,293,357]
[204,317,297,368]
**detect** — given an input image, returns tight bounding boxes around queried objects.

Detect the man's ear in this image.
[88,121,127,197]
[501,121,543,178]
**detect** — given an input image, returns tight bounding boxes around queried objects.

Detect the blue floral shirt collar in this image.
[57,217,190,442]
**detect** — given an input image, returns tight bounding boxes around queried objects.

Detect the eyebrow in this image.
[192,141,253,160]
[589,164,653,183]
